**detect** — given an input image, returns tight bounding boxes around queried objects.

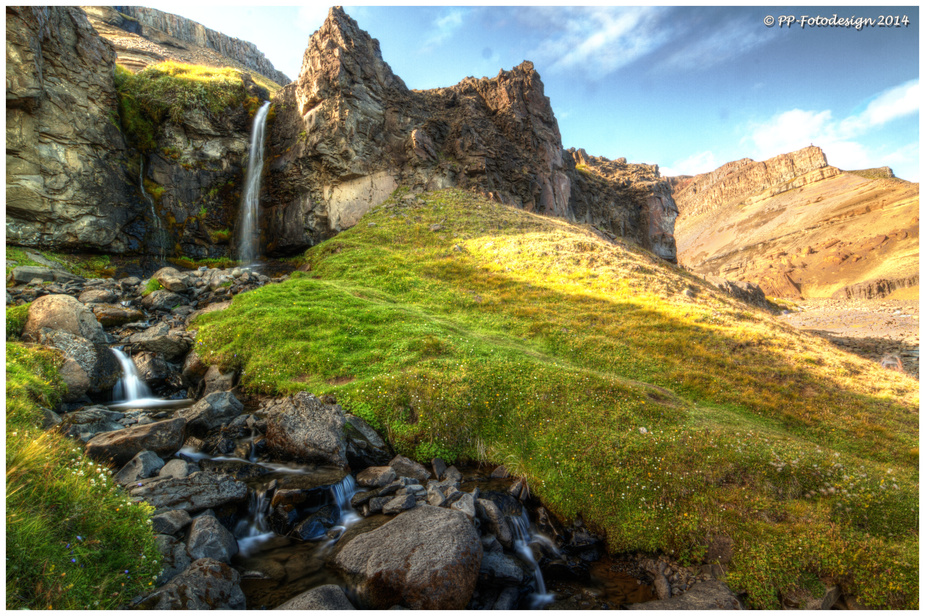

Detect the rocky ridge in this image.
[263,7,677,261]
[86,6,289,85]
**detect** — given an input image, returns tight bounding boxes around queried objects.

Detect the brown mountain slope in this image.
[672,150,918,299]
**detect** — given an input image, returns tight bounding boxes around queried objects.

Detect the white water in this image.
[140,160,166,264]
[111,347,152,401]
[509,510,555,609]
[237,101,271,265]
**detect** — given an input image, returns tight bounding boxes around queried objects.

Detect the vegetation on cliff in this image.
[195,188,918,608]
[5,344,161,609]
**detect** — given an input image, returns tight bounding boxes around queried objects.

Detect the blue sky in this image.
[150,4,920,181]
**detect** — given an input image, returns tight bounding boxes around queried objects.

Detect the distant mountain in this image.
[671,147,918,299]
[81,6,289,86]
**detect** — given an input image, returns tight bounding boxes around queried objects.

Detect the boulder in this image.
[85,417,186,467]
[627,580,742,610]
[23,294,105,343]
[11,266,84,285]
[141,289,184,311]
[187,514,238,563]
[276,584,355,610]
[382,493,416,515]
[154,267,189,292]
[389,454,431,482]
[93,304,145,327]
[140,558,246,609]
[129,471,248,513]
[344,413,391,467]
[151,509,192,535]
[134,352,171,388]
[113,450,165,486]
[264,392,347,467]
[58,357,90,402]
[479,551,525,585]
[129,322,190,360]
[180,391,244,438]
[200,364,236,396]
[30,328,120,393]
[476,499,512,548]
[291,505,339,540]
[77,288,117,304]
[153,533,192,585]
[181,349,210,387]
[356,466,396,488]
[59,407,124,442]
[333,505,482,609]
[450,491,476,520]
[159,458,193,479]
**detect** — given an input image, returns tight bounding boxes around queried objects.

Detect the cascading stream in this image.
[237,101,272,266]
[139,160,167,264]
[508,510,555,609]
[111,347,152,401]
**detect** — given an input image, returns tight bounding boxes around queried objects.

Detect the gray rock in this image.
[389,454,431,482]
[85,417,186,467]
[31,328,120,393]
[92,304,145,327]
[333,505,482,609]
[77,288,117,304]
[58,357,90,402]
[276,584,355,609]
[199,364,236,396]
[627,580,742,610]
[140,558,246,609]
[153,533,192,585]
[187,514,238,563]
[480,534,502,554]
[431,457,447,480]
[23,294,105,343]
[130,471,248,513]
[151,509,192,535]
[382,493,416,514]
[450,491,476,520]
[264,392,347,467]
[154,267,189,292]
[59,407,124,442]
[181,349,209,388]
[426,483,446,507]
[345,413,391,467]
[141,289,184,312]
[41,407,63,430]
[356,465,396,488]
[653,573,671,600]
[493,586,520,610]
[476,499,512,548]
[113,450,165,486]
[129,322,190,360]
[134,352,171,387]
[159,458,192,479]
[180,391,244,438]
[479,551,525,585]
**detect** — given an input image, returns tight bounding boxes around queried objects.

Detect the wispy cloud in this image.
[422,9,469,51]
[657,16,770,71]
[742,80,919,178]
[661,151,719,177]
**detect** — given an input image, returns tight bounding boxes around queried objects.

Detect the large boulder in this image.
[129,471,248,513]
[10,266,84,285]
[129,322,191,359]
[58,407,124,442]
[186,514,238,563]
[141,289,184,311]
[333,505,482,609]
[627,580,743,610]
[344,413,391,467]
[85,417,186,467]
[92,304,145,327]
[389,454,431,482]
[30,328,120,393]
[264,392,347,467]
[139,558,246,609]
[180,391,244,438]
[153,267,189,292]
[22,294,106,343]
[58,357,90,402]
[276,585,355,610]
[113,450,165,486]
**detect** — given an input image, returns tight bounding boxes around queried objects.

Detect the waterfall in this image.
[237,101,271,265]
[140,160,166,264]
[111,347,152,402]
[237,487,275,556]
[508,510,555,609]
[331,475,362,528]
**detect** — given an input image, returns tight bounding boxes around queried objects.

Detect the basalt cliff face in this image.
[263,7,677,261]
[673,148,919,299]
[82,6,289,86]
[6,6,144,253]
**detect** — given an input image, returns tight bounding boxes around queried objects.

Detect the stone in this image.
[134,352,171,388]
[23,294,105,343]
[344,413,391,467]
[476,499,512,548]
[92,304,145,327]
[264,392,347,467]
[154,267,189,292]
[333,505,482,609]
[431,457,447,480]
[181,350,210,388]
[129,471,248,513]
[187,514,238,563]
[180,391,244,438]
[41,407,63,430]
[77,288,117,304]
[141,289,184,311]
[489,464,510,479]
[159,458,192,479]
[58,357,90,402]
[140,558,246,609]
[11,266,82,285]
[276,584,356,609]
[450,491,476,520]
[479,551,525,585]
[31,328,120,393]
[356,466,396,488]
[153,533,192,585]
[426,484,447,507]
[199,364,236,396]
[783,585,840,610]
[389,454,431,482]
[59,407,124,442]
[85,417,186,467]
[292,505,338,540]
[151,509,192,535]
[382,493,416,514]
[129,322,190,360]
[113,450,165,486]
[653,574,671,600]
[627,580,742,610]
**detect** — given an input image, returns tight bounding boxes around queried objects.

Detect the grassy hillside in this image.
[195,188,918,608]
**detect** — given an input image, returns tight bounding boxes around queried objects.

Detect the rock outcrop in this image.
[263,7,675,261]
[6,6,145,253]
[92,6,289,85]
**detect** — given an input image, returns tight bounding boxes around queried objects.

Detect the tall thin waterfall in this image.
[237,101,271,265]
[111,347,152,402]
[140,160,166,264]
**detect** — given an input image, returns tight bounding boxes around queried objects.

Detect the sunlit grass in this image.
[195,188,918,608]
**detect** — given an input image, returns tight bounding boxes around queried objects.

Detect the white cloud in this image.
[658,17,768,71]
[661,151,718,177]
[422,9,469,51]
[296,5,330,34]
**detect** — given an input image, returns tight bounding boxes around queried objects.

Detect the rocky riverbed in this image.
[7,262,746,609]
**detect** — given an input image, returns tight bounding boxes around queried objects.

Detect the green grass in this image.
[6,343,161,609]
[141,279,163,296]
[6,303,31,340]
[194,188,918,608]
[168,256,239,270]
[5,246,114,279]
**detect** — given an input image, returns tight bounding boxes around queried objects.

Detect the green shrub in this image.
[141,279,162,296]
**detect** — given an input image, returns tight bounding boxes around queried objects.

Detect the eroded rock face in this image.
[333,505,482,609]
[6,6,144,253]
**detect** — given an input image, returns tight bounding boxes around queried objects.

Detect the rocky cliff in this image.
[263,7,675,261]
[672,147,918,299]
[105,6,289,85]
[6,6,145,253]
